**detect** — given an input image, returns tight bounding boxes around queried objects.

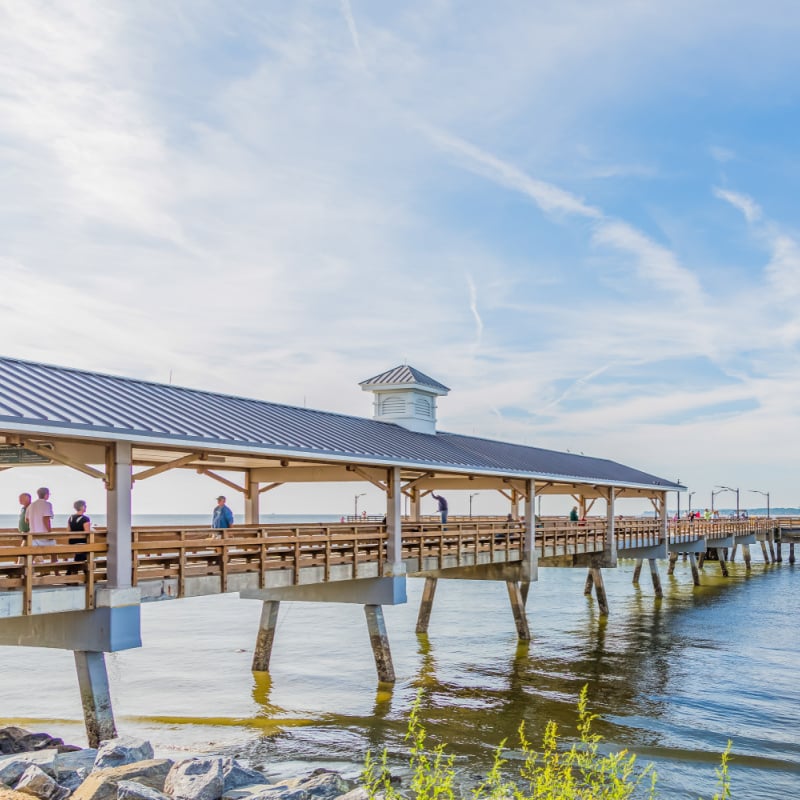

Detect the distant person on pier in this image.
[570,506,579,522]
[431,492,448,524]
[67,500,91,570]
[703,508,711,521]
[212,496,234,529]
[17,492,31,533]
[25,487,56,561]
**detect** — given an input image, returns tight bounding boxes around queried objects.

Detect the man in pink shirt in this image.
[26,487,56,558]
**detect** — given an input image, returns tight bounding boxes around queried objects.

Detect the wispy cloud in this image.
[713,187,762,223]
[466,274,484,349]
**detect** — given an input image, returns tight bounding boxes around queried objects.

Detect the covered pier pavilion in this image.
[0,356,696,742]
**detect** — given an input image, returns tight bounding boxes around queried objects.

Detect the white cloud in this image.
[713,187,762,223]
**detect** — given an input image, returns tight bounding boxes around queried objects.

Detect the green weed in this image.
[362,687,732,800]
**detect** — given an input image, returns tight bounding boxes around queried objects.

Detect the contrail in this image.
[340,0,365,65]
[467,273,484,347]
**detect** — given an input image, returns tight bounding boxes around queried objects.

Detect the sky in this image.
[1,1,799,518]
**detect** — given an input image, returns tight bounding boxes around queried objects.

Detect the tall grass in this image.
[362,687,732,800]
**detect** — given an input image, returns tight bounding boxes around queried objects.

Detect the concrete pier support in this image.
[583,569,594,596]
[775,534,782,563]
[790,542,796,565]
[520,580,531,607]
[768,538,777,563]
[719,552,729,578]
[760,539,770,563]
[590,567,609,616]
[667,552,678,576]
[506,581,531,640]
[252,600,280,672]
[688,553,701,586]
[742,543,752,571]
[730,544,738,563]
[648,559,663,598]
[632,559,643,584]
[364,605,395,683]
[698,552,706,568]
[74,651,116,748]
[415,577,437,634]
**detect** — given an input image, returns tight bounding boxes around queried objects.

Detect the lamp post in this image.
[688,491,696,516]
[354,492,366,519]
[469,492,479,519]
[749,489,770,519]
[714,485,740,518]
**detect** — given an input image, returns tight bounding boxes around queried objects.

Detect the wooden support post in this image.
[760,539,770,563]
[244,471,260,525]
[584,569,594,595]
[415,577,438,634]
[106,442,132,588]
[252,600,280,672]
[688,553,701,586]
[790,542,796,565]
[520,580,531,607]
[74,651,116,748]
[718,551,729,578]
[730,544,738,562]
[649,558,663,598]
[742,543,752,571]
[364,604,395,683]
[590,567,609,616]
[385,467,404,576]
[632,559,643,584]
[506,581,531,640]
[667,552,677,575]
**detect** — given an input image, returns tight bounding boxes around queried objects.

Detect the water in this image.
[1,516,799,797]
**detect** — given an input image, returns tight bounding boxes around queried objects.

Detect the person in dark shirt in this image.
[570,506,579,522]
[67,499,91,569]
[431,492,448,524]
[212,496,234,529]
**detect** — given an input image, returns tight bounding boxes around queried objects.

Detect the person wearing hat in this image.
[211,495,234,529]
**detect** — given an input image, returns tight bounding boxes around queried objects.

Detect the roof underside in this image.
[0,357,679,490]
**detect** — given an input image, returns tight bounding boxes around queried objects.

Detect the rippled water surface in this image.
[2,551,798,798]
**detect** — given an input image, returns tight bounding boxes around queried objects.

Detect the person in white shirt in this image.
[26,486,57,559]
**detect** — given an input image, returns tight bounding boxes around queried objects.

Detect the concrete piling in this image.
[742,543,752,571]
[506,581,531,640]
[520,580,531,607]
[364,604,395,683]
[719,551,729,578]
[688,552,701,586]
[649,559,663,598]
[252,600,281,672]
[632,559,643,584]
[584,569,594,596]
[590,567,609,616]
[790,542,796,565]
[760,539,771,563]
[667,552,678,576]
[415,577,438,634]
[74,651,116,748]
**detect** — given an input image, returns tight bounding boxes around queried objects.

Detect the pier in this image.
[0,356,796,747]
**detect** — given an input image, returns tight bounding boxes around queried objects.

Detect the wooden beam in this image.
[21,440,106,482]
[133,453,201,482]
[259,482,284,494]
[402,472,434,492]
[348,465,388,492]
[496,489,513,502]
[196,467,246,494]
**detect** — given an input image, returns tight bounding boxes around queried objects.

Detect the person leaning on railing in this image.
[67,500,91,574]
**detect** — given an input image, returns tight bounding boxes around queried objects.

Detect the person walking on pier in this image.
[431,492,448,525]
[212,496,234,529]
[17,492,31,534]
[25,487,56,561]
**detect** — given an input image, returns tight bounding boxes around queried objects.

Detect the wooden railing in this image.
[1,516,797,615]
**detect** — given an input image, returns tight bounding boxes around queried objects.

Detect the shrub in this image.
[362,686,732,800]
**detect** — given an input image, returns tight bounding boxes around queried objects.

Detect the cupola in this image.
[359,365,450,435]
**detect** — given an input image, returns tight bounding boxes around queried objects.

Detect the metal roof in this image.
[359,365,450,393]
[0,356,679,490]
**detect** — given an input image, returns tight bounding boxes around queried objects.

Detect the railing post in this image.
[106,441,132,588]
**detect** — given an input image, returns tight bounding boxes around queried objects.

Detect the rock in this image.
[246,771,351,800]
[332,789,370,800]
[13,765,69,800]
[220,761,264,792]
[55,751,97,791]
[164,758,224,800]
[0,752,59,785]
[223,785,275,800]
[0,730,33,757]
[116,781,170,800]
[13,740,62,757]
[93,738,154,771]
[0,731,69,757]
[71,759,173,800]
[0,788,41,800]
